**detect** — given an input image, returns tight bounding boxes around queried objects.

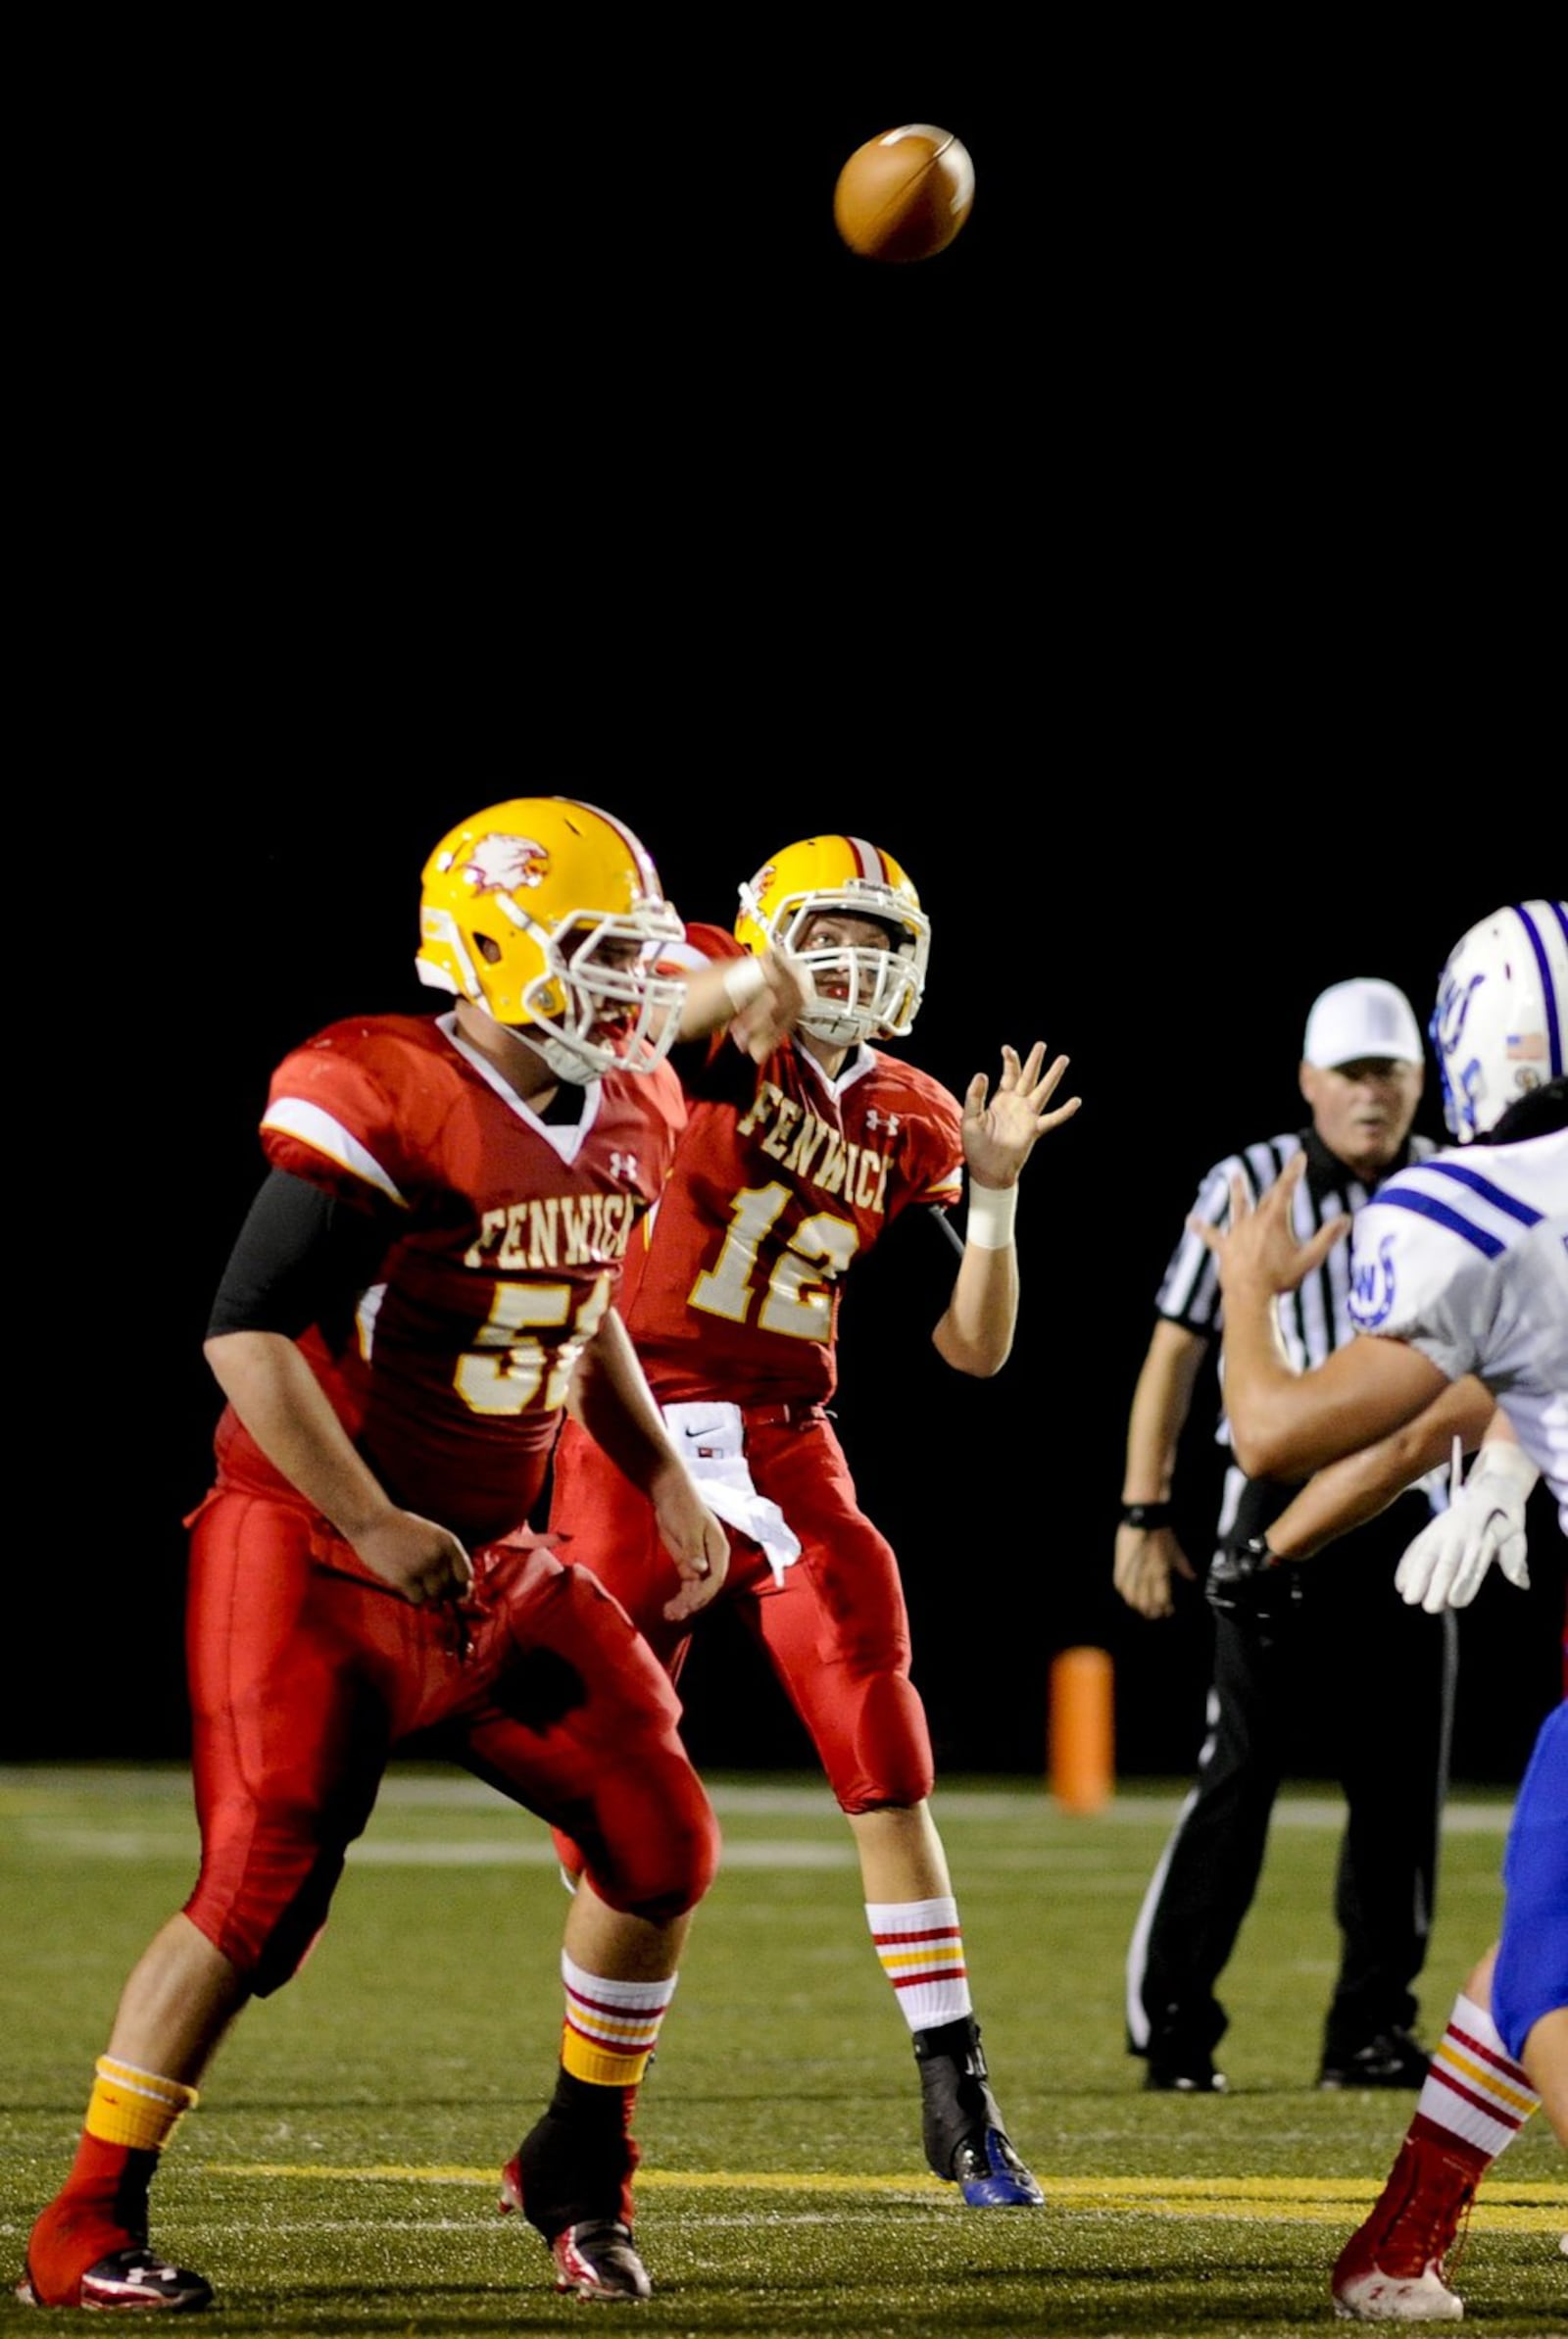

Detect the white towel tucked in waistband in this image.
[662,1400,802,1588]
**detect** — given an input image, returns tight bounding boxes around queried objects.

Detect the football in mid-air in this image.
[832,124,975,263]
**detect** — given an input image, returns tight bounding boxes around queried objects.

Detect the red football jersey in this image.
[618,925,963,1408]
[213,1011,686,1544]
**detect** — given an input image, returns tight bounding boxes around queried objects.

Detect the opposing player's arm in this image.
[1264,1375,1498,1561]
[931,1042,1081,1377]
[1190,1158,1448,1477]
[1226,1315,1446,1480]
[567,1309,730,1620]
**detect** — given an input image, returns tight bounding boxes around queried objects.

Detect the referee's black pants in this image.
[1126,1486,1458,2074]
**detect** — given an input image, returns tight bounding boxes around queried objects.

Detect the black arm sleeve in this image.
[206,1168,392,1342]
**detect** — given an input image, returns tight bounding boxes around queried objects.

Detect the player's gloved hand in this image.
[1394,1439,1539,1614]
[1204,1535,1303,1625]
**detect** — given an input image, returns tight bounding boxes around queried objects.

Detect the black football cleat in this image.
[501,2151,652,2300]
[549,2219,652,2302]
[17,2244,214,2312]
[914,2017,1044,2207]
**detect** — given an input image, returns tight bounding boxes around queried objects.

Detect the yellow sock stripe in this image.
[87,2060,199,2152]
[561,2023,651,2087]
[878,1942,962,1973]
[1435,2042,1540,2118]
[561,1981,667,2049]
[562,2006,662,2049]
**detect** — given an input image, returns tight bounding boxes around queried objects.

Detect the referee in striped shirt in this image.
[1114,977,1458,2094]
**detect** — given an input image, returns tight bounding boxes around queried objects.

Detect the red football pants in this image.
[550,1409,934,1813]
[180,1488,719,1991]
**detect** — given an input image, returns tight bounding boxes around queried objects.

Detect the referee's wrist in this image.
[1119,1499,1172,1530]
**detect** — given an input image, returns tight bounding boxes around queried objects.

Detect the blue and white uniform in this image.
[1348,1121,1568,2061]
[1348,1125,1568,1530]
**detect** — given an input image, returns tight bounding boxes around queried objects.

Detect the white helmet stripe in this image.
[842,836,890,884]
[575,799,663,899]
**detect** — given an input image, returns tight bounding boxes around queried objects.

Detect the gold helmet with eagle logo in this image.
[416,798,686,1082]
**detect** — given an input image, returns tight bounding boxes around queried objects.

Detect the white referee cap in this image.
[1302,977,1425,1069]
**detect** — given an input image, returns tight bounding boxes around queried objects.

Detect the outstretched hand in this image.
[961,1043,1081,1187]
[1187,1152,1349,1301]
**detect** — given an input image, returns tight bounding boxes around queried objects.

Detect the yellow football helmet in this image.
[416,798,686,1082]
[735,835,929,1046]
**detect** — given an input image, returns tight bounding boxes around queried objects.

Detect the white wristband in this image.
[721,957,766,1011]
[965,1183,1017,1250]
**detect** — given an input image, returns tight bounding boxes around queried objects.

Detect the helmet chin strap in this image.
[461,999,600,1090]
[802,1002,876,1047]
[533,1030,601,1085]
[508,1009,605,1087]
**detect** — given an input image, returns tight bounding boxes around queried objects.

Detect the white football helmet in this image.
[416,797,686,1083]
[1430,899,1568,1140]
[734,834,929,1048]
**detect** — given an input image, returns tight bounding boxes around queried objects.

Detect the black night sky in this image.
[17,28,1560,1782]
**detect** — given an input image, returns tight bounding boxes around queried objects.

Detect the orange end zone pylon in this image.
[1049,1645,1114,1813]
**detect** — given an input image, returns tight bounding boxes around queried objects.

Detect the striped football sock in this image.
[866,1897,972,2032]
[558,1953,677,2088]
[1409,1991,1540,2166]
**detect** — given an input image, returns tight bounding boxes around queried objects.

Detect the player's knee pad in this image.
[184,1814,349,1997]
[830,1670,934,1813]
[574,1759,721,1926]
[551,1825,587,1889]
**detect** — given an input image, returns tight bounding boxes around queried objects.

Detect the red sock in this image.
[24,2137,155,2307]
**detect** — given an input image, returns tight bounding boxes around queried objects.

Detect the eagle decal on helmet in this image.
[458,832,550,895]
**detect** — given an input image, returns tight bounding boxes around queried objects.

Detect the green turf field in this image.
[2,1767,1562,2336]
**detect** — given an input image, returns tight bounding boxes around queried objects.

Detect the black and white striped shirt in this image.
[1156,1124,1442,1511]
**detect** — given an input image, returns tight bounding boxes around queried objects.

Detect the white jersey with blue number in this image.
[1348,1126,1568,1530]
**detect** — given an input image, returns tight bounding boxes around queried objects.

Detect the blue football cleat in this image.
[953,2125,1047,2208]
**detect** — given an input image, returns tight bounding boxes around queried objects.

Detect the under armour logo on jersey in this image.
[863,1109,902,1136]
[458,832,549,893]
[610,1150,640,1183]
[1349,1233,1398,1330]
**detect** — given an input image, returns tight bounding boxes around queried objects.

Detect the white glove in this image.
[1395,1437,1540,1614]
